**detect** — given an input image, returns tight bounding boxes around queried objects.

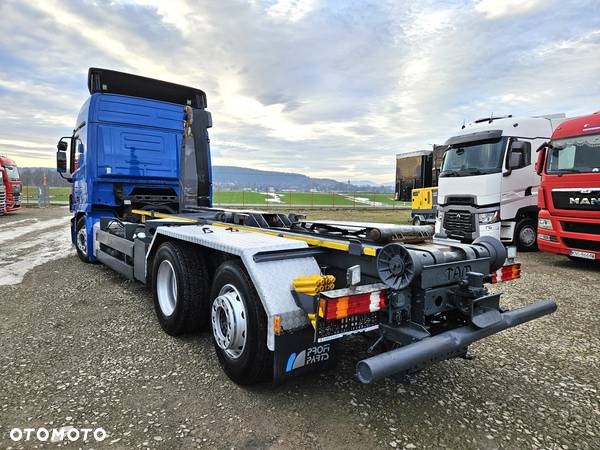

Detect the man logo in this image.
[570,197,600,206]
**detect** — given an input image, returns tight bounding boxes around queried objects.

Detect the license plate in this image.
[569,250,596,260]
[315,312,379,343]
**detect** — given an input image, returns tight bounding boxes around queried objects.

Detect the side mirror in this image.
[509,152,523,169]
[504,140,527,176]
[56,138,72,181]
[535,143,548,176]
[56,150,67,173]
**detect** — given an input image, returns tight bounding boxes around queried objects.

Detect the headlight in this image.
[478,211,500,224]
[538,218,553,230]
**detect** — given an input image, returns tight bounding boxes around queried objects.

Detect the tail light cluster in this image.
[490,263,521,283]
[319,290,387,321]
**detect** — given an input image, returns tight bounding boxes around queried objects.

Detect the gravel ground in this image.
[0,207,598,449]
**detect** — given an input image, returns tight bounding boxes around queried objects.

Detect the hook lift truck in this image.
[56,68,556,385]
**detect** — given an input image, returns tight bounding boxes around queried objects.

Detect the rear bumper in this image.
[537,210,600,258]
[357,299,557,384]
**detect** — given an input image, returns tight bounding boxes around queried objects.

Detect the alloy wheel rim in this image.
[520,226,536,247]
[77,225,87,255]
[211,284,247,359]
[156,260,178,317]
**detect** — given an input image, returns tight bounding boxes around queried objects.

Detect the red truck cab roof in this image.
[0,155,18,168]
[552,111,600,140]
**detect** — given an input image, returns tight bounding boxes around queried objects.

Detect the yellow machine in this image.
[411,187,438,225]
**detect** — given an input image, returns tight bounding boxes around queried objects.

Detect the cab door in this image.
[500,138,540,220]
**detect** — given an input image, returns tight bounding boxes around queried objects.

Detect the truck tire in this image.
[152,241,210,336]
[209,260,272,385]
[515,217,538,252]
[75,216,94,263]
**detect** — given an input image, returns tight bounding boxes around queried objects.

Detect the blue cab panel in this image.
[95,125,179,180]
[92,94,184,131]
[93,94,184,181]
[71,93,187,261]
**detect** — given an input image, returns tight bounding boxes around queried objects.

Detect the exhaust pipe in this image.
[356,299,557,384]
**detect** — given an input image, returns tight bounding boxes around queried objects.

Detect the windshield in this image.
[547,134,600,174]
[5,165,19,181]
[441,137,507,177]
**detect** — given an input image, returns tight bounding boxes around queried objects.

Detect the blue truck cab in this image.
[56,68,212,262]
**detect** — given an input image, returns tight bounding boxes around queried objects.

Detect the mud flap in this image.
[273,327,335,385]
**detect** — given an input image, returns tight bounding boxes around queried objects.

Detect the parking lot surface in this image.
[0,207,598,449]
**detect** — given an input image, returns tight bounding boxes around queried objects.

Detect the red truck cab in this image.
[0,155,22,212]
[536,112,600,261]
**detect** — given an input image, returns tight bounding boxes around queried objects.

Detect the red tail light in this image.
[319,290,387,321]
[490,263,521,283]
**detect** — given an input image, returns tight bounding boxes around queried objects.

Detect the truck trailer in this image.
[536,111,600,262]
[56,68,556,385]
[435,115,564,251]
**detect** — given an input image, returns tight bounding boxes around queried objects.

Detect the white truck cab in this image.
[435,115,565,250]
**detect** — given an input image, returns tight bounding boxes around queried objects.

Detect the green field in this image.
[22,186,70,203]
[214,191,405,207]
[27,187,407,208]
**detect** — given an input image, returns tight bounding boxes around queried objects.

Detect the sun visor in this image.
[445,130,503,146]
[88,67,207,109]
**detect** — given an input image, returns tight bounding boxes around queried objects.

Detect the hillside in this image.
[212,166,389,192]
[19,166,392,192]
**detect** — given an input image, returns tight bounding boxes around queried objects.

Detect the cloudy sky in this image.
[0,0,599,183]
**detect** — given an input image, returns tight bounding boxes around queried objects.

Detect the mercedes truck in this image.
[435,115,565,251]
[536,111,600,262]
[54,68,555,385]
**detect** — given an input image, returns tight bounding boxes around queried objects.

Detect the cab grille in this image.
[563,238,600,252]
[562,222,600,235]
[443,211,474,233]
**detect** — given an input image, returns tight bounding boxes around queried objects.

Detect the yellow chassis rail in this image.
[132,209,378,257]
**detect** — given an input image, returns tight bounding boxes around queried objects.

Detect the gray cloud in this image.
[0,0,598,182]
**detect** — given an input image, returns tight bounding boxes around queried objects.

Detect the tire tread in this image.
[153,241,210,335]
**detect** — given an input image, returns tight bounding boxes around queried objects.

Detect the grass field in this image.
[214,191,404,207]
[22,186,70,203]
[27,187,407,208]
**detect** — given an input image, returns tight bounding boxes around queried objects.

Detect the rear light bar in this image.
[319,288,387,321]
[490,263,521,283]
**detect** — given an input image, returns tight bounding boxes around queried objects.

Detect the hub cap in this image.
[519,225,536,247]
[76,224,87,256]
[156,260,178,316]
[211,284,247,359]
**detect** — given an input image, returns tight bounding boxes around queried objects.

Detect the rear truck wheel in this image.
[152,241,210,336]
[75,216,94,263]
[515,217,538,252]
[209,260,272,385]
